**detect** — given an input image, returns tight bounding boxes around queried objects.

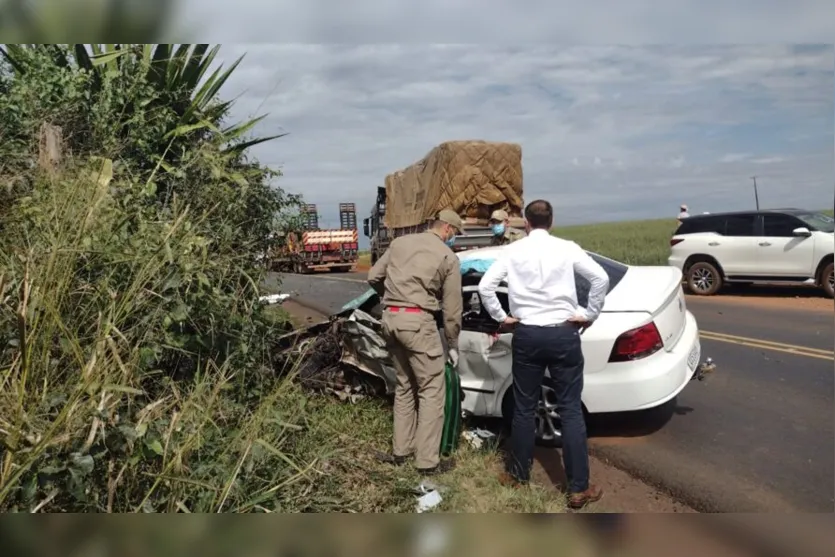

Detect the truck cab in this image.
[364,187,391,265]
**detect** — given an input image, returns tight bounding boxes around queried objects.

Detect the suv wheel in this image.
[821,262,834,298]
[686,261,722,296]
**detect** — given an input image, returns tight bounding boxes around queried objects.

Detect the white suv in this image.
[668,209,835,298]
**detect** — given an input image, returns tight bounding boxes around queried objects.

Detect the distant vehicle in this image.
[338,245,708,446]
[272,203,359,274]
[668,209,835,298]
[363,140,525,264]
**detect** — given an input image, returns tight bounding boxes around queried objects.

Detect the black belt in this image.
[518,321,580,328]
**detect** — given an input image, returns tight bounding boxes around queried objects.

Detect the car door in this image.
[457,285,512,418]
[714,214,759,275]
[756,213,817,277]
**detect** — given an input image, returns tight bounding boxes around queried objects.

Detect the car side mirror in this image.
[792,227,812,237]
[363,219,370,237]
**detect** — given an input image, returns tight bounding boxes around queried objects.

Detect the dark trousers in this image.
[507,323,589,493]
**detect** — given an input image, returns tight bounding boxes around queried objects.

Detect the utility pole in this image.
[750,176,760,210]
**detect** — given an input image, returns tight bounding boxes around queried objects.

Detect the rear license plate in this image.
[687,343,700,370]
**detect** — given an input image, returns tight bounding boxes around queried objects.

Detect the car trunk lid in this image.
[602,266,687,351]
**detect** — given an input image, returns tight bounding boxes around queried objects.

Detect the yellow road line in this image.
[701,330,834,360]
[701,330,833,355]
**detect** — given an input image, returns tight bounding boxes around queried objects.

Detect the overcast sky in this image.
[180,3,835,229]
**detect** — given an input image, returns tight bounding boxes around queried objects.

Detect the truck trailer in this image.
[273,203,359,273]
[363,140,524,264]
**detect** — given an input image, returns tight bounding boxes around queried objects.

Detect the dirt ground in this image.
[281,299,330,327]
[281,297,694,514]
[531,449,693,513]
[686,284,833,312]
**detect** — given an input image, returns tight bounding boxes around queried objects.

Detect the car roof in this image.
[683,208,812,220]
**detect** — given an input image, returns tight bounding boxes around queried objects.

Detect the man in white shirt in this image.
[477,199,609,510]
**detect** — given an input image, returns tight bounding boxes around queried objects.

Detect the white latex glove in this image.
[448,348,459,368]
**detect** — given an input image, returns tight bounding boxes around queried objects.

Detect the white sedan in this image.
[336,245,707,445]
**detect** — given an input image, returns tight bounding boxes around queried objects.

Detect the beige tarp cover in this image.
[384,140,524,229]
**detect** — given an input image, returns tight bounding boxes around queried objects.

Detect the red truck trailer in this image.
[283,203,359,273]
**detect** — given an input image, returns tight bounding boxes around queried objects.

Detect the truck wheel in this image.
[686,261,722,296]
[820,262,834,298]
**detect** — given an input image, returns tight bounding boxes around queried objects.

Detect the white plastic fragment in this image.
[415,480,445,513]
[259,293,290,305]
[416,490,443,513]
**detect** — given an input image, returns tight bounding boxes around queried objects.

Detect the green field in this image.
[553,218,679,266]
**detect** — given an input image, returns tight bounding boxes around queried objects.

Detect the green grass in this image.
[553,218,679,266]
[287,395,569,513]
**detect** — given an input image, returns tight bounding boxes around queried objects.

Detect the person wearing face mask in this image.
[489,209,526,246]
[368,209,465,475]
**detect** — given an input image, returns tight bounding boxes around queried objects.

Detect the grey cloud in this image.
[206,44,832,234]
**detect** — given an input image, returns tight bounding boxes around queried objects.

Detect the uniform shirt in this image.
[367,230,463,350]
[677,211,690,220]
[478,229,610,326]
[490,226,526,246]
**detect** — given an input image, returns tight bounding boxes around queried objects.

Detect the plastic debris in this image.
[415,480,446,513]
[462,427,497,449]
[259,293,290,305]
[416,490,443,513]
[694,357,716,382]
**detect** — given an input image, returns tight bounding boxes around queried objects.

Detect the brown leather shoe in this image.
[567,485,603,509]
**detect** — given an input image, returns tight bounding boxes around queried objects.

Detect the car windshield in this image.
[795,212,835,233]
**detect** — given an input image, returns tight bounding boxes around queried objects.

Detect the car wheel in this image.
[536,384,563,447]
[821,262,834,298]
[686,261,722,296]
[502,382,563,448]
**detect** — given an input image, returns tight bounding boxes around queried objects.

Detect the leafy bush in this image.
[0,44,312,512]
[0,162,315,511]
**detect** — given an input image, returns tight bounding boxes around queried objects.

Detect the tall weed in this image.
[0,163,309,512]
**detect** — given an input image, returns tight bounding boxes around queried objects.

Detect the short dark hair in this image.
[524,199,553,229]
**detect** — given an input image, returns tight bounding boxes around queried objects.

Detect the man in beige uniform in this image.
[489,209,526,246]
[368,209,464,475]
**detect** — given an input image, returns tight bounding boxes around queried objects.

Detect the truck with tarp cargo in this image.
[363,140,525,264]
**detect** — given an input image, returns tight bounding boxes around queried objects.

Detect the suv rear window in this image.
[676,214,756,236]
[676,217,723,234]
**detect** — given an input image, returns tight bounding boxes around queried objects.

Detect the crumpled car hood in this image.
[338,308,398,394]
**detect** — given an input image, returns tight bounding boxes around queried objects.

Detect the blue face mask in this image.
[491,223,505,236]
[445,235,456,248]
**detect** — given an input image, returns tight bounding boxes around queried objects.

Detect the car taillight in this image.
[670,238,684,246]
[609,322,663,362]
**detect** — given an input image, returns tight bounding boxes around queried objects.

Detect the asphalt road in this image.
[271,271,834,512]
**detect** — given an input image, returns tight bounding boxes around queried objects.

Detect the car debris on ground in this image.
[414,479,447,513]
[462,428,497,450]
[259,293,290,305]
